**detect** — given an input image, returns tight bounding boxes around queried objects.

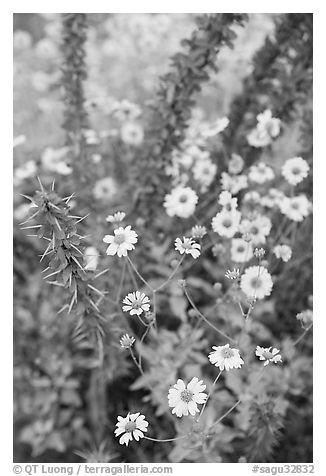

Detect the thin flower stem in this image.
[129,347,144,376]
[126,259,138,289]
[115,259,127,304]
[127,256,153,291]
[293,324,312,347]
[143,435,188,443]
[209,399,241,430]
[197,370,222,421]
[138,324,151,368]
[183,287,237,344]
[154,256,185,292]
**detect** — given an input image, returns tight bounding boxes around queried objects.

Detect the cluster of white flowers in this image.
[220,172,248,195]
[212,191,242,238]
[240,214,272,245]
[247,110,281,148]
[273,244,292,262]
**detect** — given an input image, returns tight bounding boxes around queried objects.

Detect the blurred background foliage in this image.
[13,13,312,463]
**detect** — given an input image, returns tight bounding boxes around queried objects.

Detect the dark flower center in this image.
[180,389,193,403]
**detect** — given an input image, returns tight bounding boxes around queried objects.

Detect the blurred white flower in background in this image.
[228,153,245,175]
[273,244,292,262]
[279,195,312,222]
[14,30,32,51]
[247,109,281,148]
[212,210,241,238]
[168,377,207,417]
[218,190,238,211]
[14,160,37,185]
[93,177,117,202]
[34,38,58,59]
[106,211,126,223]
[114,413,148,446]
[120,122,144,146]
[41,147,72,175]
[164,186,198,218]
[220,172,248,195]
[192,157,217,191]
[282,157,310,186]
[249,162,275,184]
[240,265,273,300]
[261,188,286,208]
[231,238,253,263]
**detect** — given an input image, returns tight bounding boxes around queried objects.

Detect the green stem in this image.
[184,288,237,344]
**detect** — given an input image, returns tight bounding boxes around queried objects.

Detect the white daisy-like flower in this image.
[84,246,99,271]
[192,158,217,191]
[212,210,241,238]
[240,215,272,245]
[120,334,136,349]
[228,153,244,175]
[218,191,238,211]
[175,237,201,259]
[120,122,144,146]
[220,172,248,195]
[114,412,148,446]
[231,238,253,263]
[279,195,312,222]
[225,268,240,280]
[168,377,207,417]
[106,211,126,223]
[122,291,150,316]
[103,226,138,257]
[208,344,244,371]
[240,266,273,300]
[273,244,292,262]
[191,225,207,239]
[255,346,282,366]
[281,157,310,186]
[163,186,198,219]
[248,163,275,184]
